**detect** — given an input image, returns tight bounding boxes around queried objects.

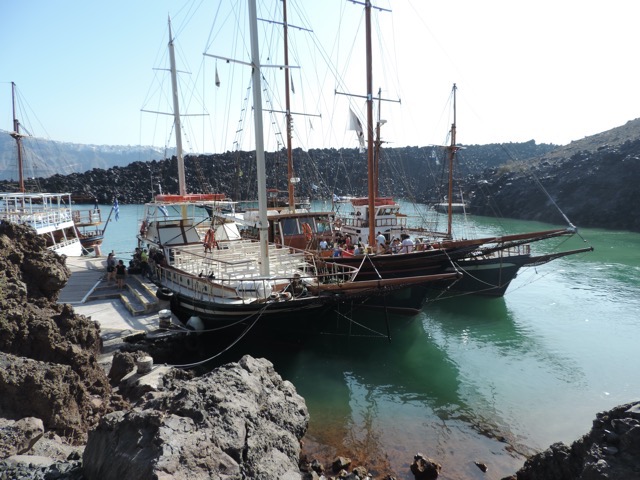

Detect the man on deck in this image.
[376,231,386,254]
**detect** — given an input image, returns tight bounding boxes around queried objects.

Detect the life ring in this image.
[156,287,174,301]
[301,222,313,241]
[334,218,343,229]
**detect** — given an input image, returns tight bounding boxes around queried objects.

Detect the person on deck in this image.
[140,248,151,279]
[376,232,386,254]
[391,238,401,254]
[285,273,307,297]
[204,226,217,253]
[319,239,328,250]
[401,234,415,253]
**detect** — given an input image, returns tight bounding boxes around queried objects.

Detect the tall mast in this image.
[10,82,25,193]
[365,1,376,247]
[168,17,186,196]
[446,83,458,238]
[283,0,296,212]
[248,0,270,275]
[374,87,382,198]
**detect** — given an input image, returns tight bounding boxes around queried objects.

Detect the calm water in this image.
[96,203,640,480]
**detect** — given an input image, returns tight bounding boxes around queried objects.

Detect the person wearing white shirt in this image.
[401,235,414,253]
[376,232,386,253]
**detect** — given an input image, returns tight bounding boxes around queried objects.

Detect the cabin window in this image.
[316,219,331,233]
[280,218,298,235]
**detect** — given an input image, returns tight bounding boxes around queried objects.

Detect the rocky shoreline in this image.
[1,221,639,479]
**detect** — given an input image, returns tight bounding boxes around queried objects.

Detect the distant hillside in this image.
[468,118,640,232]
[2,118,639,232]
[0,139,555,207]
[0,130,173,181]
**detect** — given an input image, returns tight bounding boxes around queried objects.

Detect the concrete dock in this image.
[58,256,180,366]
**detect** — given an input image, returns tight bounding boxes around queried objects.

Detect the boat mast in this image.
[446,83,458,238]
[168,17,187,196]
[374,87,383,198]
[283,0,296,212]
[248,0,270,275]
[365,1,376,247]
[10,82,25,193]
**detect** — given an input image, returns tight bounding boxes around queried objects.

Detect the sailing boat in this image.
[137,11,456,328]
[419,83,594,296]
[322,9,592,301]
[1,82,84,257]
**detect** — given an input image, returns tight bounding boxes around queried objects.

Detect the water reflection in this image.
[216,309,532,479]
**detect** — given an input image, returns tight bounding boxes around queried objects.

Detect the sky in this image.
[2,0,640,155]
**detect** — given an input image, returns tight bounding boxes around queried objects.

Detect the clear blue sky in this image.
[2,0,639,153]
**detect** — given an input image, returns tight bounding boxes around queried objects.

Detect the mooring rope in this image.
[167,305,269,368]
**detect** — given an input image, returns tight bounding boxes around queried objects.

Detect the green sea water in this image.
[99,204,640,480]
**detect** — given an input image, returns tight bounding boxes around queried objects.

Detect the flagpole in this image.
[113,198,120,222]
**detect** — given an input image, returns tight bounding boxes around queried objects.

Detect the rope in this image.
[168,305,269,368]
[529,172,577,232]
[318,307,389,339]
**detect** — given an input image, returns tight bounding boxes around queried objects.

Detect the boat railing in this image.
[73,208,102,226]
[49,236,81,253]
[466,243,532,260]
[1,207,74,229]
[152,243,360,303]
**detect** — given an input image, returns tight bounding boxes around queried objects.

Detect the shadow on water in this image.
[181,302,533,480]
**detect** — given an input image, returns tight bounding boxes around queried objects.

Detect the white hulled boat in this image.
[1,82,83,257]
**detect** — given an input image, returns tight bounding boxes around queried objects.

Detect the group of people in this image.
[317,231,425,257]
[318,235,364,258]
[377,232,433,254]
[106,246,167,289]
[106,251,127,290]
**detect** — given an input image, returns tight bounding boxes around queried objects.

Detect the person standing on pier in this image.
[106,252,117,283]
[115,260,127,290]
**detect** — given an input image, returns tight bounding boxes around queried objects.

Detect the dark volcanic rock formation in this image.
[469,119,640,232]
[3,118,640,232]
[0,222,117,440]
[83,356,309,480]
[509,401,640,480]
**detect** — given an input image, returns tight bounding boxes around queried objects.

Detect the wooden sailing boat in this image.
[422,83,594,296]
[322,8,592,301]
[1,82,84,257]
[136,8,456,328]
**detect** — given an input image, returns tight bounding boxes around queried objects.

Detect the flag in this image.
[290,73,295,94]
[158,205,169,217]
[349,107,365,152]
[113,198,120,221]
[333,193,340,203]
[215,66,220,87]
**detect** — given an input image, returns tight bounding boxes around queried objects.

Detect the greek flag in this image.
[332,193,340,202]
[113,198,120,221]
[158,205,169,217]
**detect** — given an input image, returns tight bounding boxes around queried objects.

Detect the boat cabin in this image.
[239,210,334,250]
[335,196,408,244]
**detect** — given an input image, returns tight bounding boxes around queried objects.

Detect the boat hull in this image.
[434,254,531,297]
